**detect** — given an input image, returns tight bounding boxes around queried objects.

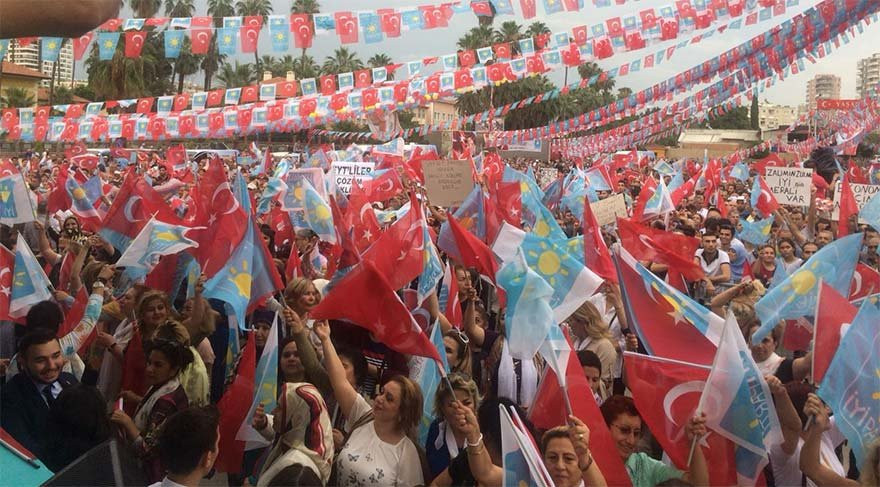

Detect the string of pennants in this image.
[0,0,796,139]
[0,0,870,146]
[0,0,795,119]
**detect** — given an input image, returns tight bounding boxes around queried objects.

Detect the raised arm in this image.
[314,320,359,420]
[800,394,859,487]
[681,414,709,487]
[284,308,331,397]
[766,375,801,456]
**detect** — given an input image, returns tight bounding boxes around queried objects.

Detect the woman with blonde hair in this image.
[425,373,481,480]
[566,301,617,394]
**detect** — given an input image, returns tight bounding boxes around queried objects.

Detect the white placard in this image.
[591,193,628,226]
[831,181,880,223]
[330,161,375,194]
[764,167,813,207]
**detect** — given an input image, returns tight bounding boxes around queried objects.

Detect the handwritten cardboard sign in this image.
[591,192,628,226]
[765,167,813,207]
[422,159,474,207]
[831,182,880,223]
[330,162,375,194]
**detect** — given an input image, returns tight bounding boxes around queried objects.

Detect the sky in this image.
[98,0,880,107]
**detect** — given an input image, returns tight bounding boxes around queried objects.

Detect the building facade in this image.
[857,53,880,99]
[1,62,52,103]
[758,101,797,130]
[411,97,458,125]
[805,74,841,109]
[2,39,74,86]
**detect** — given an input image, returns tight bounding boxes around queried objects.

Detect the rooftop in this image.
[0,61,50,79]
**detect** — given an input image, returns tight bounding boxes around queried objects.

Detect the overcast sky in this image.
[102,0,880,107]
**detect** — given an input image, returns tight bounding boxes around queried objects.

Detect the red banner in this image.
[817,99,860,110]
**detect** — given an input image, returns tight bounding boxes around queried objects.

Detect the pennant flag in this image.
[858,188,880,231]
[214,331,255,473]
[700,312,782,486]
[417,222,444,305]
[237,311,279,448]
[41,37,63,63]
[414,320,450,444]
[736,215,774,245]
[813,282,857,386]
[295,178,336,244]
[497,252,554,361]
[0,161,36,224]
[624,352,737,486]
[311,260,443,363]
[0,244,14,321]
[100,169,182,252]
[753,233,862,342]
[360,193,424,290]
[97,32,120,60]
[164,30,185,58]
[493,223,602,324]
[10,233,53,319]
[442,214,499,285]
[116,217,199,277]
[749,176,779,217]
[816,301,880,469]
[616,249,722,365]
[500,403,554,487]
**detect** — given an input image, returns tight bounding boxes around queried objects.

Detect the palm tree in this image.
[1,87,35,108]
[164,0,195,17]
[291,0,321,65]
[525,21,550,38]
[322,47,363,74]
[86,38,169,99]
[368,53,393,80]
[259,55,277,77]
[52,86,75,105]
[457,25,494,50]
[494,21,522,45]
[273,54,297,77]
[173,38,201,93]
[292,54,320,79]
[203,0,235,90]
[216,61,257,88]
[129,0,162,18]
[236,0,273,66]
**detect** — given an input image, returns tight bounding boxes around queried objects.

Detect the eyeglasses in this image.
[450,328,470,345]
[611,423,642,438]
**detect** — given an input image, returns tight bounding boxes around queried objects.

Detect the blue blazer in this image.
[1,371,78,460]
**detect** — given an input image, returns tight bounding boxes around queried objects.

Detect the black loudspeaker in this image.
[42,439,148,486]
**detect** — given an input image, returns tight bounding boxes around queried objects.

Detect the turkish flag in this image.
[311,260,443,363]
[393,83,409,102]
[471,1,492,16]
[535,33,550,49]
[319,75,337,95]
[191,29,212,54]
[593,37,613,59]
[660,19,680,40]
[421,5,448,28]
[751,176,779,217]
[850,263,880,301]
[454,69,473,90]
[359,88,377,108]
[121,119,135,139]
[847,162,868,184]
[207,89,224,107]
[299,98,317,117]
[290,14,314,49]
[148,117,166,138]
[838,175,858,237]
[267,103,283,122]
[136,97,154,114]
[98,18,121,31]
[173,93,190,112]
[102,168,182,248]
[72,33,94,60]
[446,215,499,284]
[0,245,14,320]
[329,92,348,111]
[65,141,88,159]
[493,43,511,59]
[240,85,258,103]
[354,69,372,88]
[572,25,588,45]
[728,0,744,16]
[458,50,476,68]
[561,44,581,67]
[360,193,425,290]
[425,75,441,94]
[488,63,506,82]
[124,31,147,58]
[237,107,253,129]
[214,331,255,474]
[189,158,248,278]
[277,81,297,97]
[625,31,646,50]
[640,9,658,29]
[675,0,696,17]
[519,0,536,19]
[583,198,616,284]
[378,9,401,37]
[240,25,260,53]
[178,114,195,136]
[625,353,737,486]
[617,217,705,282]
[606,17,624,37]
[208,112,224,132]
[334,11,359,44]
[814,283,857,385]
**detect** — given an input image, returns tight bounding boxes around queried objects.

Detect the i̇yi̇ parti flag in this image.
[749,175,779,218]
[500,403,553,487]
[813,282,857,386]
[9,233,53,320]
[0,160,35,225]
[497,251,555,361]
[237,311,279,449]
[413,319,450,445]
[214,331,255,473]
[438,260,462,328]
[116,217,199,278]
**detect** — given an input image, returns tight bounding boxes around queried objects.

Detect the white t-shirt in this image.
[695,248,731,280]
[769,418,846,487]
[335,395,424,486]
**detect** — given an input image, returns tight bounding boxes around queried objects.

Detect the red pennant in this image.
[290,14,314,48]
[334,12,359,44]
[240,85,258,103]
[124,31,147,58]
[240,25,260,53]
[191,29,212,54]
[378,9,401,37]
[354,69,372,88]
[420,5,448,29]
[172,93,190,112]
[458,50,476,68]
[135,97,154,114]
[519,0,536,19]
[72,33,93,60]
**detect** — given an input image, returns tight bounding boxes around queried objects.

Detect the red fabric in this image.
[814,283,857,385]
[519,0,537,18]
[120,330,146,416]
[529,344,632,487]
[124,31,147,58]
[838,175,857,237]
[751,176,780,217]
[72,33,94,60]
[850,263,880,301]
[446,214,499,284]
[617,218,705,281]
[846,163,868,184]
[378,9,401,37]
[46,164,72,214]
[290,14,314,48]
[190,29,212,54]
[360,194,423,290]
[357,168,403,203]
[625,353,737,486]
[0,245,14,321]
[346,182,382,253]
[102,168,182,245]
[782,318,813,352]
[214,331,256,474]
[583,198,616,284]
[334,12,359,44]
[310,261,442,363]
[630,177,657,221]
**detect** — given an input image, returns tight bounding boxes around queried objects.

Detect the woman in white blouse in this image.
[315,320,425,486]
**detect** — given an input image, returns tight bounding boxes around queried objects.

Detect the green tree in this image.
[368,53,393,80]
[259,55,278,77]
[85,35,172,99]
[129,0,162,17]
[292,54,320,79]
[617,87,632,100]
[173,38,201,93]
[322,47,363,74]
[52,86,75,105]
[216,61,257,88]
[457,25,494,50]
[236,0,274,66]
[493,21,522,45]
[701,106,752,130]
[164,0,195,17]
[525,21,550,37]
[73,85,95,101]
[202,0,235,90]
[291,0,321,66]
[1,87,35,108]
[750,95,760,130]
[272,55,297,77]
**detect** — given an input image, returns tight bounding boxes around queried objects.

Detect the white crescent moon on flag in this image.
[124,195,143,223]
[211,182,241,215]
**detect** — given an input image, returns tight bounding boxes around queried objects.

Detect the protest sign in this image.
[764,167,813,207]
[423,159,474,207]
[831,182,880,223]
[592,193,628,226]
[330,162,375,194]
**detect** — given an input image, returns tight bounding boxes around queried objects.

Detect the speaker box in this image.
[42,439,147,486]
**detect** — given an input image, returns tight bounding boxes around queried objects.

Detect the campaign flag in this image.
[501,404,553,487]
[214,331,255,473]
[737,215,774,245]
[582,198,616,284]
[624,352,737,486]
[497,252,554,360]
[100,169,182,253]
[417,223,444,305]
[749,176,779,217]
[838,175,858,237]
[729,162,750,181]
[858,188,880,231]
[850,263,880,301]
[0,244,13,320]
[41,38,63,63]
[700,312,782,486]
[813,282,857,386]
[616,249,722,365]
[493,223,602,324]
[97,32,120,60]
[414,320,450,444]
[642,177,675,218]
[189,158,248,278]
[538,324,571,390]
[360,193,424,290]
[310,260,443,363]
[64,174,104,232]
[0,161,35,224]
[296,178,336,244]
[617,217,705,281]
[816,301,880,469]
[237,311,279,448]
[441,214,499,285]
[754,233,862,342]
[522,191,567,242]
[9,233,53,319]
[438,261,462,328]
[116,217,199,277]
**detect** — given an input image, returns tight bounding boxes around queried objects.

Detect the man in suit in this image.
[1,328,78,460]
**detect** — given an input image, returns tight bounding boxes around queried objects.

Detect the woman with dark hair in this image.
[541,418,607,487]
[43,384,112,472]
[110,338,194,482]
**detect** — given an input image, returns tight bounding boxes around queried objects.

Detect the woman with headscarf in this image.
[256,382,335,486]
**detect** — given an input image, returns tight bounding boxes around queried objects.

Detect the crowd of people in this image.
[0,142,879,487]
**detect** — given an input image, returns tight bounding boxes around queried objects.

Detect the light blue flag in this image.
[164,30,185,58]
[737,215,774,245]
[0,167,36,225]
[97,32,120,60]
[415,319,450,444]
[217,27,238,55]
[518,38,535,55]
[491,0,515,15]
[300,178,336,244]
[202,221,257,330]
[256,177,287,215]
[268,15,289,52]
[653,159,675,176]
[497,251,555,360]
[858,189,880,231]
[817,300,880,469]
[0,40,9,60]
[360,12,383,44]
[565,235,584,264]
[522,190,566,241]
[729,162,750,181]
[237,310,280,448]
[9,233,53,319]
[116,218,199,277]
[401,9,424,30]
[754,233,863,342]
[417,223,444,305]
[542,0,564,14]
[41,38,63,63]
